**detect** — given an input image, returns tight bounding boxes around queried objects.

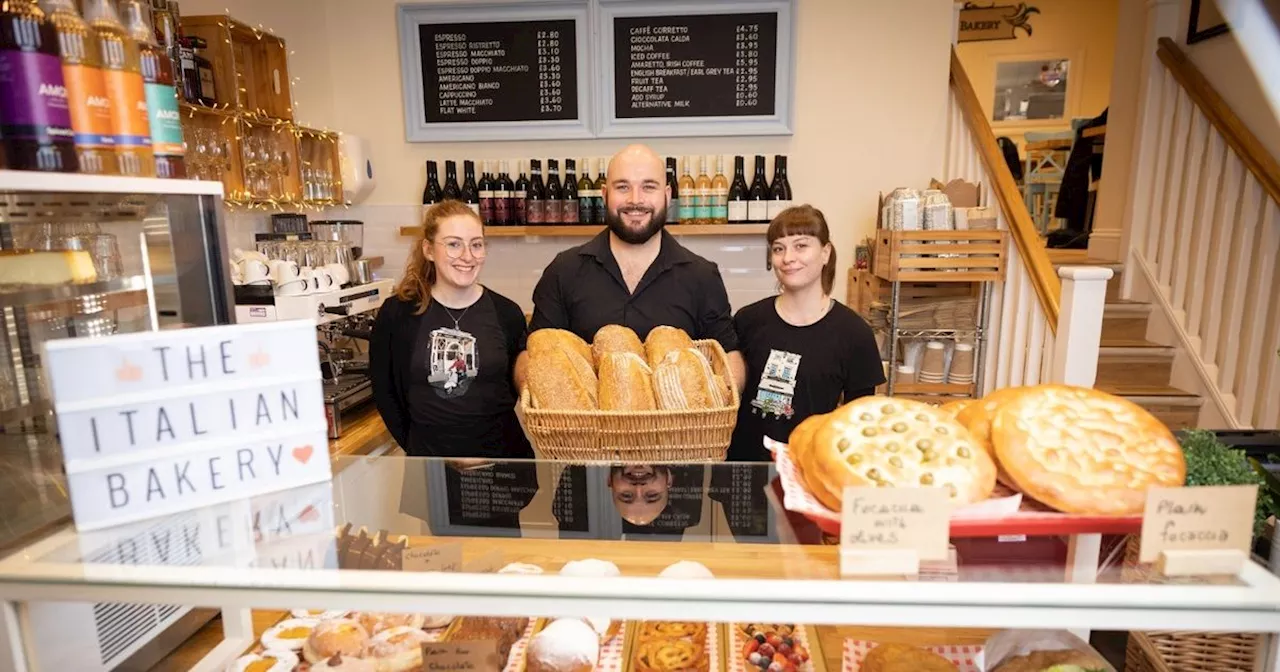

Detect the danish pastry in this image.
[990,384,1185,514]
[634,637,708,672]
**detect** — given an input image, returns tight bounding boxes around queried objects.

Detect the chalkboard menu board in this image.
[418,20,579,123]
[613,12,777,119]
[398,3,592,141]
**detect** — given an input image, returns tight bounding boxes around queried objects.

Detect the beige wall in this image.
[183,0,955,305]
[1177,0,1280,161]
[956,0,1119,148]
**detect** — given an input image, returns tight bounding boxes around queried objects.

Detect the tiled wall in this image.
[222,205,779,313]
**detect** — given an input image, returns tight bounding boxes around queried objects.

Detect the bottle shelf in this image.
[0,171,223,197]
[398,224,771,238]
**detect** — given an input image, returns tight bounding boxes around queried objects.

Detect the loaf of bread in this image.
[528,328,593,367]
[527,349,598,410]
[592,325,645,369]
[652,348,726,410]
[597,352,656,411]
[643,325,695,368]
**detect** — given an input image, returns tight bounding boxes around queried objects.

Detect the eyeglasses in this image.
[434,239,488,259]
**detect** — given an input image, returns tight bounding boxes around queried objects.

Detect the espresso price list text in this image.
[418,19,579,124]
[614,12,778,119]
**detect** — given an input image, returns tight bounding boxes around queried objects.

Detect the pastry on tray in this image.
[354,612,425,636]
[559,558,621,578]
[737,625,811,672]
[861,642,958,672]
[307,653,377,672]
[990,384,1185,515]
[259,617,320,652]
[498,562,545,575]
[448,616,530,663]
[302,618,370,664]
[526,617,600,672]
[639,621,707,644]
[230,649,297,672]
[989,648,1109,672]
[795,396,996,511]
[290,608,349,621]
[367,625,431,672]
[634,636,709,672]
[658,560,715,579]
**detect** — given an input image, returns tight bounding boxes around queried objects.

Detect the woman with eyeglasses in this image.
[370,200,533,459]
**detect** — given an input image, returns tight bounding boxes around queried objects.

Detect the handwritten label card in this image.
[403,543,464,572]
[421,641,502,671]
[841,486,950,570]
[1140,485,1258,563]
[43,320,332,532]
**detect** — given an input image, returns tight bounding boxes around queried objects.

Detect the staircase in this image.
[1050,252,1203,430]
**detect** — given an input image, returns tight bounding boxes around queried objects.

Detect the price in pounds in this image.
[536,30,560,40]
[540,104,563,113]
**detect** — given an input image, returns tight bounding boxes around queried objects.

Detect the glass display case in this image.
[2,451,1279,672]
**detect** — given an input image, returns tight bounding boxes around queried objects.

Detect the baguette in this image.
[528,328,593,368]
[643,325,695,369]
[598,352,656,411]
[527,348,598,410]
[591,324,645,369]
[652,348,725,410]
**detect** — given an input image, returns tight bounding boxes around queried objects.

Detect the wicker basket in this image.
[520,339,739,462]
[1121,535,1263,672]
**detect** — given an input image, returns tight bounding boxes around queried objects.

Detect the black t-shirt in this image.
[529,229,739,351]
[728,298,885,461]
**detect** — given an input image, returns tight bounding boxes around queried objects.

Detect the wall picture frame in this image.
[1187,0,1230,44]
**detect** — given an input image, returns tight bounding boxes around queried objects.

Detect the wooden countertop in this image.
[150,536,994,671]
[329,404,395,463]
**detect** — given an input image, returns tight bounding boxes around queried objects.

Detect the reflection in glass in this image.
[993,59,1070,122]
[609,464,672,525]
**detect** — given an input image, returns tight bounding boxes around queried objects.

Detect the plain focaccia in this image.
[652,348,725,410]
[990,384,1186,515]
[598,352,656,411]
[528,348,598,410]
[528,328,593,368]
[954,386,1025,458]
[802,396,996,511]
[643,325,695,368]
[786,412,829,464]
[591,324,645,369]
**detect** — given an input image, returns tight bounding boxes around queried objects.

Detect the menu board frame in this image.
[397,0,595,142]
[596,0,796,138]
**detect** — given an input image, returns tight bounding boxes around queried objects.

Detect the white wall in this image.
[189,0,956,310]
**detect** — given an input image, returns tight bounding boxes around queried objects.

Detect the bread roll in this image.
[592,325,644,368]
[862,643,958,672]
[529,328,593,367]
[526,618,600,672]
[528,349,598,410]
[652,348,725,410]
[644,325,694,368]
[301,619,369,664]
[597,352,656,411]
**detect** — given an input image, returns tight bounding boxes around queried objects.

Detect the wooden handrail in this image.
[1157,37,1280,205]
[948,48,1062,331]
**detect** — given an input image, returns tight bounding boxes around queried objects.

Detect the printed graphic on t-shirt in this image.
[428,327,478,398]
[751,349,800,419]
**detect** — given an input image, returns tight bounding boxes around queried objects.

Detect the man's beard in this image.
[605,203,666,245]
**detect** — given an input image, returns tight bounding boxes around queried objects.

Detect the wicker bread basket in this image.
[520,339,739,462]
[1121,535,1262,671]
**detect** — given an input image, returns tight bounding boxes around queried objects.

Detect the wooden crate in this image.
[872,230,1008,282]
[297,126,343,206]
[179,103,242,198]
[850,269,977,311]
[238,117,302,204]
[181,16,294,120]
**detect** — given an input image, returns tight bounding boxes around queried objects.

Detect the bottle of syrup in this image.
[122,0,183,177]
[0,0,78,172]
[84,0,154,176]
[41,0,115,174]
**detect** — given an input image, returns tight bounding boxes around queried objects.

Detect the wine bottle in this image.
[527,159,547,225]
[443,160,461,201]
[478,160,494,224]
[678,157,696,225]
[695,155,712,226]
[710,155,729,225]
[422,160,442,216]
[767,155,793,219]
[513,159,529,226]
[494,160,513,226]
[665,157,680,224]
[461,159,480,215]
[545,159,563,224]
[727,156,749,224]
[577,156,596,225]
[747,155,768,223]
[594,157,608,224]
[562,158,579,226]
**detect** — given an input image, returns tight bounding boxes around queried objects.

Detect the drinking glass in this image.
[86,234,123,280]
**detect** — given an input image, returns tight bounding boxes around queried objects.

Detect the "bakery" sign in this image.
[44,321,333,531]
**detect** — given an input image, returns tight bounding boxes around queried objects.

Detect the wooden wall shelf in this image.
[398,224,770,237]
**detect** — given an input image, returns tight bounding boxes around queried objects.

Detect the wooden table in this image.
[151,532,996,671]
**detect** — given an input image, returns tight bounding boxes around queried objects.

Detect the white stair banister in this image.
[1050,267,1114,388]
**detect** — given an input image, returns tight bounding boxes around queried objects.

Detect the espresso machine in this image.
[233,215,391,438]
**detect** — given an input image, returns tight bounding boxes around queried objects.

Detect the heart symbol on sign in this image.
[292,445,314,464]
[298,505,319,523]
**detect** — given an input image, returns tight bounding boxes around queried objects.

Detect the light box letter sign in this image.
[43,320,333,531]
